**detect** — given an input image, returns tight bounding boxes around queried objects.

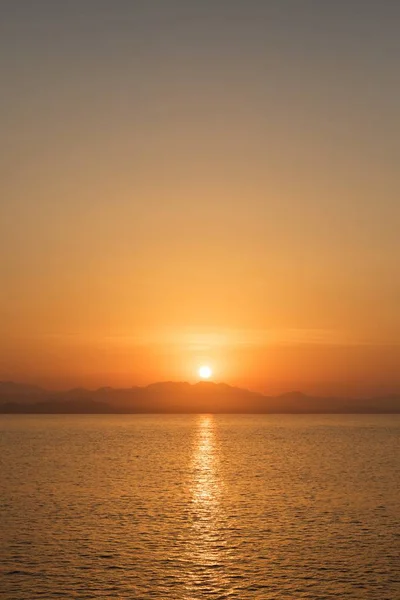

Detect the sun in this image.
[198,365,213,380]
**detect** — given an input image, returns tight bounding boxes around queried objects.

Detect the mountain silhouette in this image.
[0,381,45,396]
[0,381,399,414]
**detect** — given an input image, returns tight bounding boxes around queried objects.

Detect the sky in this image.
[0,1,399,395]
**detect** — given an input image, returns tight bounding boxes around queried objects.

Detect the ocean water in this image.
[1,414,399,599]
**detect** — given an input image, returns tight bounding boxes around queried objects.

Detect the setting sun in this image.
[198,365,213,380]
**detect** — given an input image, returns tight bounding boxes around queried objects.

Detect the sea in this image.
[1,414,399,599]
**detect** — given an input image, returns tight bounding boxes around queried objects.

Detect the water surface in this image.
[1,414,399,599]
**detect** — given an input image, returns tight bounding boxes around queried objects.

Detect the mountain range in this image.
[0,381,399,414]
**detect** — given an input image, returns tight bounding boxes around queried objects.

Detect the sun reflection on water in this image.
[184,415,232,597]
[192,415,220,507]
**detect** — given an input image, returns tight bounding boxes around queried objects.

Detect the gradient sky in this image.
[1,1,399,395]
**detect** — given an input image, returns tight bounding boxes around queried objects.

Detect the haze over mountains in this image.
[0,382,399,414]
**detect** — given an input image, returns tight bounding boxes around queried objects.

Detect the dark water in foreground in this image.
[1,414,399,599]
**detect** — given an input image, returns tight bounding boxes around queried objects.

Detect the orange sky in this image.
[1,2,399,395]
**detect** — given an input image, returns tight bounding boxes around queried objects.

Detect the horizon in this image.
[2,377,400,415]
[2,378,400,400]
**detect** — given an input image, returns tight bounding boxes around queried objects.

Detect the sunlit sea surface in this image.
[1,414,399,599]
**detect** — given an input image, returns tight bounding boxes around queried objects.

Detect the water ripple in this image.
[1,414,399,598]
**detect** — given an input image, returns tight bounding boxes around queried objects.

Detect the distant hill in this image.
[0,381,45,396]
[0,381,399,414]
[0,381,47,405]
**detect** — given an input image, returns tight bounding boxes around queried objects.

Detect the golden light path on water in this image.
[184,415,233,598]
